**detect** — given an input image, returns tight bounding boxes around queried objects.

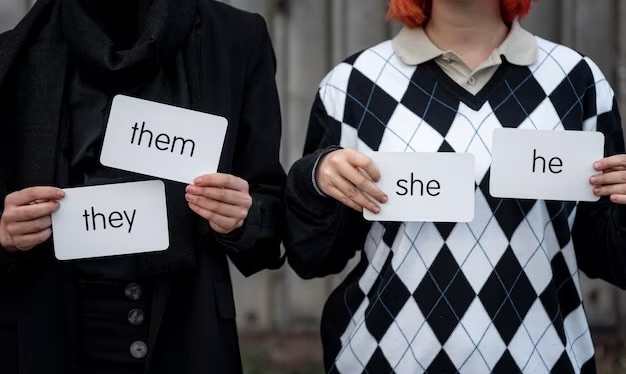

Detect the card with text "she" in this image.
[100,95,228,184]
[51,180,169,261]
[363,152,476,222]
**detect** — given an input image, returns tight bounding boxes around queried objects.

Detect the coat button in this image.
[130,341,148,359]
[128,309,145,326]
[125,283,143,301]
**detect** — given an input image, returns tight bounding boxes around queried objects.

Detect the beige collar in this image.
[392,20,538,66]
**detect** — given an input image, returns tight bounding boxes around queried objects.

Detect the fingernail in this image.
[372,206,380,214]
[594,187,601,195]
[590,177,597,184]
[57,190,65,198]
[381,195,388,203]
[594,162,601,170]
[194,177,202,185]
[611,195,618,202]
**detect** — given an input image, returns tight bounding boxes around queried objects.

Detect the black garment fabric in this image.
[75,280,151,374]
[0,0,286,373]
[62,0,195,89]
[60,0,199,274]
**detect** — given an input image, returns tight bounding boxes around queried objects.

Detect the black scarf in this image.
[2,0,208,275]
[62,0,196,88]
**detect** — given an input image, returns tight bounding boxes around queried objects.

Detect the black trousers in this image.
[75,280,151,374]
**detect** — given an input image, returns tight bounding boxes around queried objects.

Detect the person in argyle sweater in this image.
[284,0,626,373]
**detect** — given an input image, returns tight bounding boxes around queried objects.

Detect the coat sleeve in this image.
[573,63,626,288]
[284,92,371,280]
[215,15,287,277]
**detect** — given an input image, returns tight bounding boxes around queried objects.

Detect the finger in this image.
[346,151,381,182]
[590,171,626,186]
[324,186,363,212]
[5,187,64,207]
[337,162,387,203]
[193,174,248,191]
[2,201,60,223]
[12,228,52,251]
[594,155,626,171]
[593,184,626,197]
[331,176,381,213]
[6,216,52,236]
[610,194,626,204]
[186,196,249,220]
[188,203,242,229]
[185,186,252,207]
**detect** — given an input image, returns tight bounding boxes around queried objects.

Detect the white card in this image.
[490,128,605,202]
[51,180,169,260]
[363,152,475,222]
[101,95,228,184]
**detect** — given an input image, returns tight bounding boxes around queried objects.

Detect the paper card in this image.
[51,180,169,260]
[490,128,605,202]
[100,95,228,184]
[363,152,476,222]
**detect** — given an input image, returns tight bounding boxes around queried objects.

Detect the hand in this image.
[185,173,253,234]
[0,187,65,252]
[316,149,387,213]
[590,155,626,204]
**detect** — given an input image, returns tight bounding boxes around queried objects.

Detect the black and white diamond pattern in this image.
[322,37,614,373]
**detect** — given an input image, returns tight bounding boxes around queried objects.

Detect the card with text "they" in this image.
[100,95,228,184]
[363,152,476,222]
[51,180,169,261]
[490,128,605,202]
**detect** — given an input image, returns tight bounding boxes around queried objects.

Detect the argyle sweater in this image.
[285,37,626,374]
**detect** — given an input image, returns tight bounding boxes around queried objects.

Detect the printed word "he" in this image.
[532,149,563,174]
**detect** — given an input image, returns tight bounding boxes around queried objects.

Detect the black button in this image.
[130,341,148,359]
[128,308,145,326]
[125,283,142,301]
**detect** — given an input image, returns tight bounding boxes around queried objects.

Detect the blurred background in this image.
[3,0,626,373]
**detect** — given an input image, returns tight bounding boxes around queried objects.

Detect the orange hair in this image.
[387,0,534,27]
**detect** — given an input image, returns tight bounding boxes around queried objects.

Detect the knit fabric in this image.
[314,37,621,374]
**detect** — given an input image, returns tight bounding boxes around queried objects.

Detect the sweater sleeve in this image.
[573,79,626,288]
[284,92,371,279]
[218,15,286,277]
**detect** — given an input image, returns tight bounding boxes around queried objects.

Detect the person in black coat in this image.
[0,0,285,373]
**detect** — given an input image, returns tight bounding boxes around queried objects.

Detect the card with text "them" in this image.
[100,95,228,184]
[51,180,169,261]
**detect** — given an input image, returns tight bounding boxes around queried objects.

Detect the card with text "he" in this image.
[363,152,476,222]
[101,95,228,184]
[490,128,605,202]
[51,180,169,261]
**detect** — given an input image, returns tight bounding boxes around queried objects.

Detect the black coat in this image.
[0,1,285,373]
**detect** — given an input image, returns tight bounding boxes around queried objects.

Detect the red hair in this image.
[387,0,534,27]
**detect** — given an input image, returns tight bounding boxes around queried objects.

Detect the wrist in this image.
[312,146,342,197]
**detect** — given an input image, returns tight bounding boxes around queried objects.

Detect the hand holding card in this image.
[185,173,252,234]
